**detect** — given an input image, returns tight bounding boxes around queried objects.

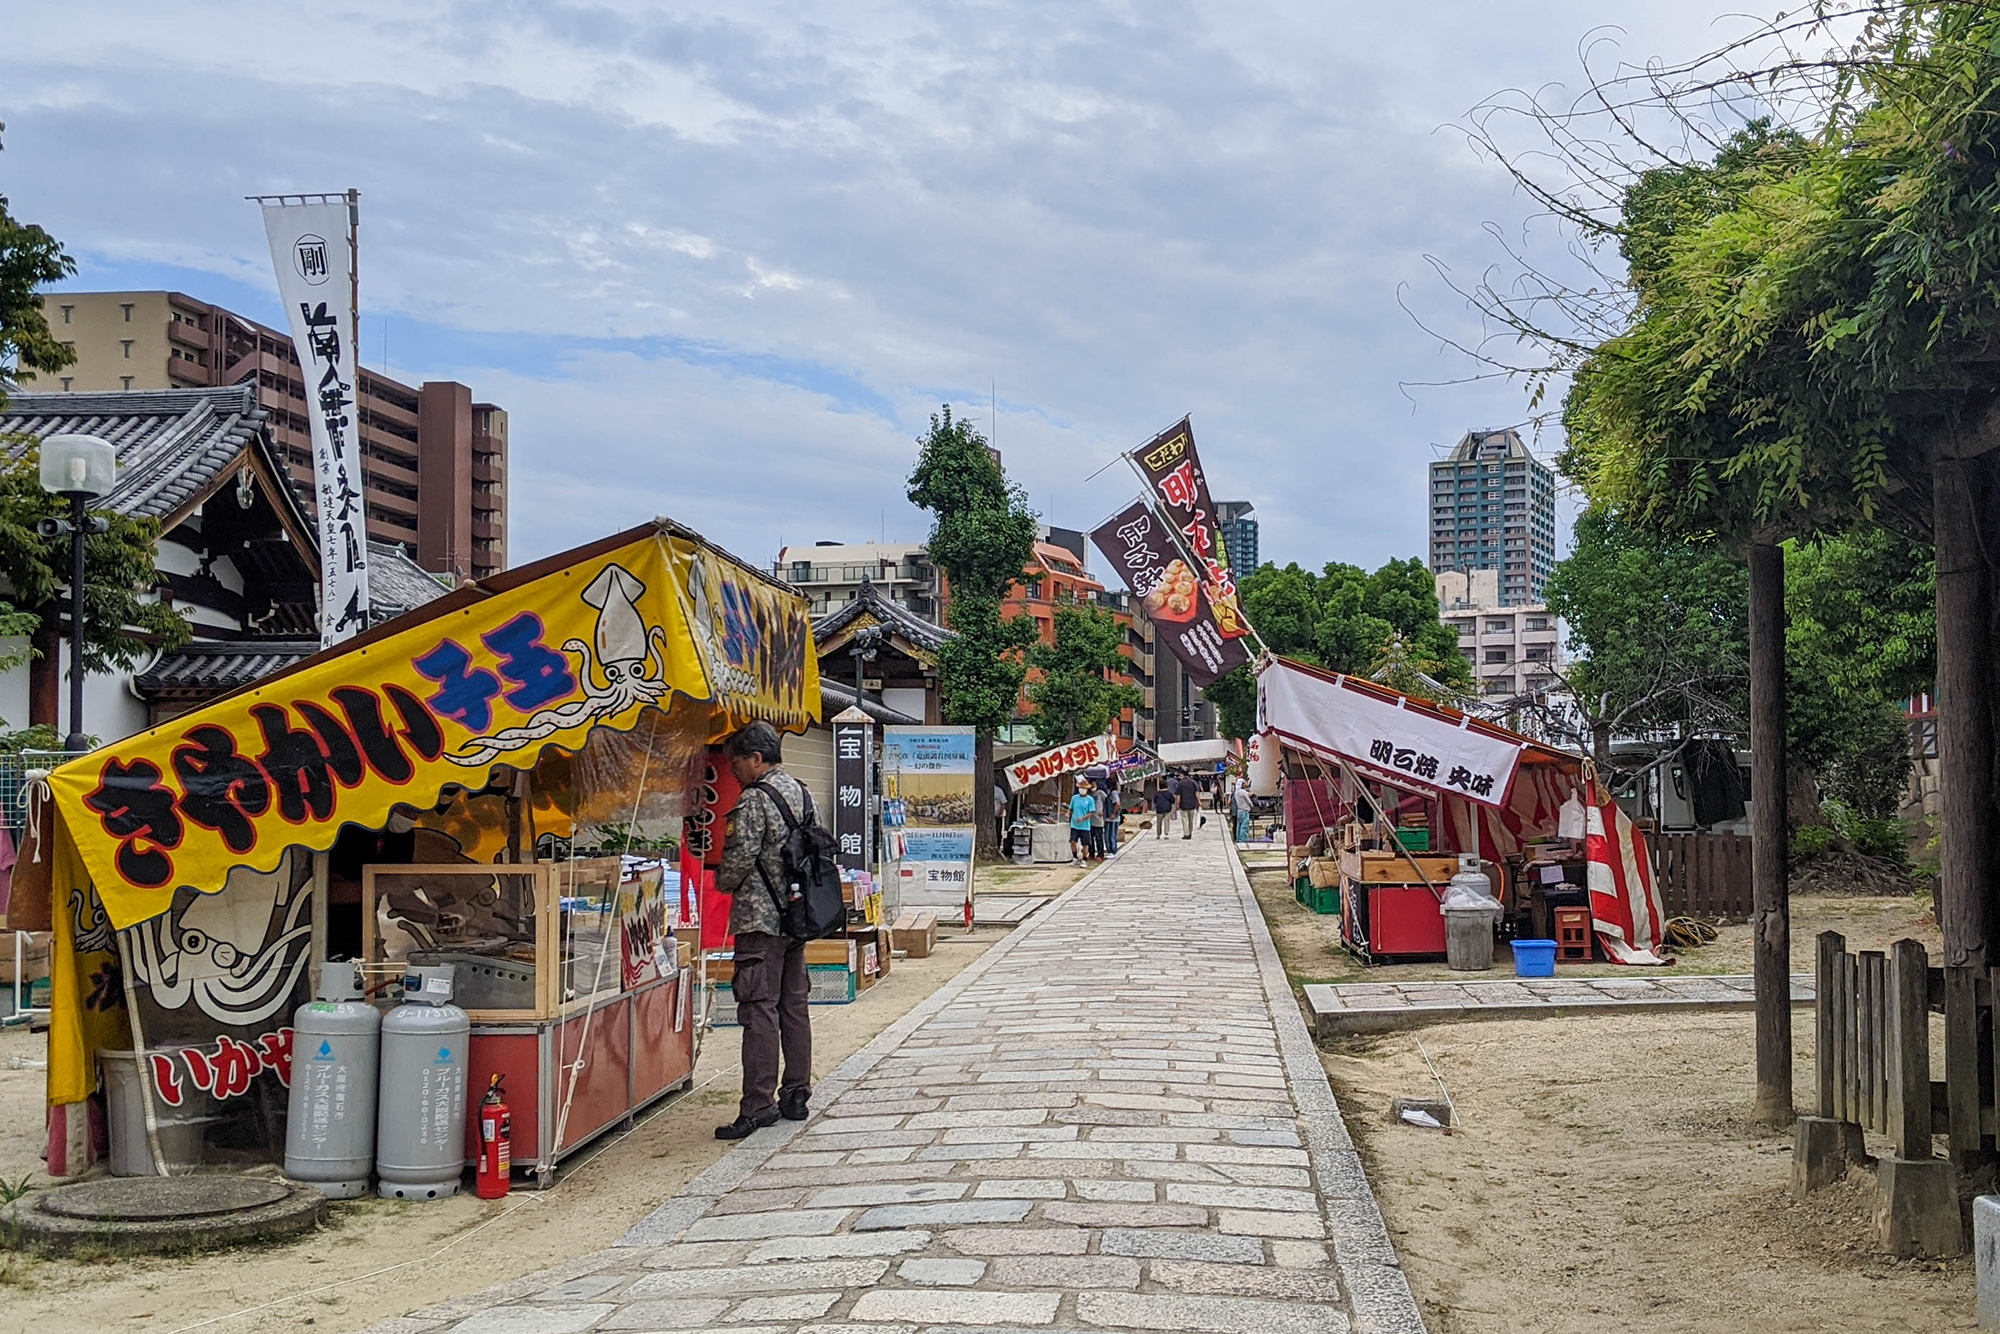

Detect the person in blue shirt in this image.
[1069,779,1097,866]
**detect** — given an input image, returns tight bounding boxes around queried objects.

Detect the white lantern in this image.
[39,434,117,498]
[1247,730,1280,796]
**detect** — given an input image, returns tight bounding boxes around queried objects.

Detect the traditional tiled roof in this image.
[367,541,451,620]
[821,678,922,725]
[134,640,318,701]
[0,385,308,534]
[813,580,951,654]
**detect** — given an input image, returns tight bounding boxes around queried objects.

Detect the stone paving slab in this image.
[366,827,1422,1334]
[1304,972,1815,1037]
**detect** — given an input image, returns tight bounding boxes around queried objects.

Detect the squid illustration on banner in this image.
[48,529,818,932]
[259,194,370,646]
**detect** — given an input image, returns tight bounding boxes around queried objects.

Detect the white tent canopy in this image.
[1157,738,1230,765]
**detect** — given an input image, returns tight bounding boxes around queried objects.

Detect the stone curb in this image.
[612,854,1120,1248]
[1305,977,1816,1039]
[1224,835,1429,1334]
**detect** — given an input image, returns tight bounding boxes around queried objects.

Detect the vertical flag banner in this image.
[260,196,371,646]
[1091,502,1251,687]
[832,710,874,876]
[1127,417,1252,645]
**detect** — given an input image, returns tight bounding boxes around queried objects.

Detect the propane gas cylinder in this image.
[375,964,470,1201]
[284,960,381,1199]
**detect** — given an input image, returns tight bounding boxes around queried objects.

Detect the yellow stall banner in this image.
[50,529,817,930]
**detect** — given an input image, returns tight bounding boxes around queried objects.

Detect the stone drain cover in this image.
[41,1176,291,1221]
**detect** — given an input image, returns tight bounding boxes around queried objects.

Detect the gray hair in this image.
[726,721,784,764]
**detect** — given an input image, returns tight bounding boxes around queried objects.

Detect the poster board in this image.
[881,726,976,918]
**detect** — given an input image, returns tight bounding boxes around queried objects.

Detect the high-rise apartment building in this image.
[1428,428,1556,605]
[1435,569,1564,699]
[1216,501,1258,579]
[41,291,508,580]
[775,541,942,620]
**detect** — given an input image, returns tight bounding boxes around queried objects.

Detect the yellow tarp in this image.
[49,528,818,930]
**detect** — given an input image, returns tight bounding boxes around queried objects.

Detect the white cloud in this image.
[5,0,1767,571]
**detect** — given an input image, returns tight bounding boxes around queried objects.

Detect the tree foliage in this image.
[0,123,76,410]
[1205,556,1470,738]
[1026,599,1142,746]
[906,405,1039,739]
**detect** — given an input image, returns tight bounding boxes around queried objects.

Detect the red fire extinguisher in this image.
[476,1074,511,1200]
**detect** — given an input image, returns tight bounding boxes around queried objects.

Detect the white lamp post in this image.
[37,434,115,753]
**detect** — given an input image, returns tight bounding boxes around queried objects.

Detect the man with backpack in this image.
[714,722,823,1140]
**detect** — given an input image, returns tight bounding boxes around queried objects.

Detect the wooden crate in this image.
[1339,849,1459,885]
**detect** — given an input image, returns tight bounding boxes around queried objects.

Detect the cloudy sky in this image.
[5,1,1770,576]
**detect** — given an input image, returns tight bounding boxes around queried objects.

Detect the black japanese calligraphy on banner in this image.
[1090,502,1252,689]
[261,197,371,648]
[1127,418,1251,643]
[832,717,873,875]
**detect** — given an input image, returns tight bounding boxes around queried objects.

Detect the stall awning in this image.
[1004,734,1118,792]
[1157,739,1230,766]
[50,519,821,929]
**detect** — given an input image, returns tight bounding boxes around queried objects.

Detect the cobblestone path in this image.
[373,827,1422,1334]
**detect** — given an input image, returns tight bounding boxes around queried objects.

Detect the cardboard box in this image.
[0,932,49,984]
[890,911,939,960]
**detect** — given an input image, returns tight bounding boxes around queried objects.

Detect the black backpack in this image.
[745,780,847,941]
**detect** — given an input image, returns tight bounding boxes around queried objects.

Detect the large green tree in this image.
[1026,599,1142,746]
[1205,556,1470,738]
[907,406,1038,856]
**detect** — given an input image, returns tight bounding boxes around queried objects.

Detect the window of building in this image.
[1526,645,1553,662]
[60,305,72,324]
[59,377,72,391]
[120,375,133,390]
[1483,677,1513,696]
[1525,615,1551,631]
[1485,617,1511,632]
[1484,648,1510,664]
[121,339,134,359]
[121,303,135,322]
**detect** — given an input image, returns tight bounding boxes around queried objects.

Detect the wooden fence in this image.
[1814,929,1987,1160]
[1652,831,1754,920]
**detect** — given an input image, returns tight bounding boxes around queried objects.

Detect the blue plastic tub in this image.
[1512,939,1558,978]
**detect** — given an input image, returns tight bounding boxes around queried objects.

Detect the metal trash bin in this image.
[1009,822,1035,865]
[101,1049,219,1176]
[1443,907,1497,972]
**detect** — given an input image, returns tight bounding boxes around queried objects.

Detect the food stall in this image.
[32,519,820,1184]
[1256,655,1668,966]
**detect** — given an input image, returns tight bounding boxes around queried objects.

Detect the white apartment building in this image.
[774,541,942,620]
[1436,569,1564,699]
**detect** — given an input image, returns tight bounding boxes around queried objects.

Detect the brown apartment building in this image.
[40,291,507,580]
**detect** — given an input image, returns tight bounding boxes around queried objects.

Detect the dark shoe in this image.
[715,1111,780,1140]
[780,1088,811,1121]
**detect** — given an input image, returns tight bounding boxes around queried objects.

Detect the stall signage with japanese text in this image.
[833,717,874,873]
[261,199,371,646]
[1004,734,1116,792]
[881,726,975,914]
[1258,659,1524,807]
[52,532,819,931]
[1090,502,1251,687]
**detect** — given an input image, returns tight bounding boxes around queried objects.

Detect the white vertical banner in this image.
[259,197,370,646]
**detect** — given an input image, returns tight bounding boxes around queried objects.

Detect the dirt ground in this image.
[1238,856,1973,1331]
[0,926,1003,1334]
[1323,1012,1971,1333]
[1244,862,1946,985]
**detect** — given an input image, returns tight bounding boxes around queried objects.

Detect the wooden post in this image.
[1944,965,1981,1160]
[1862,951,1888,1130]
[1816,931,1842,1118]
[1891,939,1933,1160]
[1933,448,1997,969]
[1748,540,1793,1127]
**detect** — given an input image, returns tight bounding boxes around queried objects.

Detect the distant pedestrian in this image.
[1231,779,1254,844]
[1069,780,1096,865]
[1103,780,1122,855]
[1173,771,1201,839]
[1088,778,1107,859]
[1152,783,1174,838]
[993,781,1009,851]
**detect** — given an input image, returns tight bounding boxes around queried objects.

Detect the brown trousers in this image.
[733,930,812,1119]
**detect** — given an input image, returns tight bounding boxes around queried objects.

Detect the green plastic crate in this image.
[1306,883,1340,915]
[708,965,855,1027]
[1394,827,1431,852]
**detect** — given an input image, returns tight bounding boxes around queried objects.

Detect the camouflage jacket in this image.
[717,766,809,938]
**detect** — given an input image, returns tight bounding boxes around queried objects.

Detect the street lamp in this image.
[38,434,115,754]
